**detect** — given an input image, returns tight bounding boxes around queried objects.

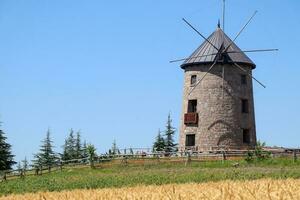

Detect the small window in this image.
[188,100,197,113]
[186,134,195,146]
[243,129,250,144]
[191,75,197,85]
[241,75,247,85]
[241,99,249,113]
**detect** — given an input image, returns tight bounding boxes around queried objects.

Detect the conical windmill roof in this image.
[181,27,256,69]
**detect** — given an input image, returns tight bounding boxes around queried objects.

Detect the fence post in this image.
[156,154,160,163]
[34,168,38,175]
[293,150,297,163]
[222,151,227,163]
[121,156,128,165]
[60,161,63,171]
[185,152,191,166]
[3,172,6,181]
[19,170,23,179]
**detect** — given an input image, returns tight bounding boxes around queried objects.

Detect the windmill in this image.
[172,0,278,151]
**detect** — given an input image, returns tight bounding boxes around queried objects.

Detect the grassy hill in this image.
[1,158,300,196]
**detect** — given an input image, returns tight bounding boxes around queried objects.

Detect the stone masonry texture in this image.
[179,63,257,151]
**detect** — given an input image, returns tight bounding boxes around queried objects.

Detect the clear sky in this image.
[0,0,299,163]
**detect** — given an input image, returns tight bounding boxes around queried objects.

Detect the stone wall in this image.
[179,63,257,151]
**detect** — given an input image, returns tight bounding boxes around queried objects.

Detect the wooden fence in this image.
[1,148,299,182]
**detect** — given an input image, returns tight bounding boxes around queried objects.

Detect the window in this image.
[191,75,197,86]
[241,75,247,85]
[241,99,249,113]
[188,100,197,113]
[243,129,250,144]
[186,134,195,146]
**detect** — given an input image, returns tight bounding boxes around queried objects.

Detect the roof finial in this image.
[218,19,221,28]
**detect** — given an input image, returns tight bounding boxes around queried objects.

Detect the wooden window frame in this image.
[186,134,196,147]
[187,99,197,113]
[191,75,197,86]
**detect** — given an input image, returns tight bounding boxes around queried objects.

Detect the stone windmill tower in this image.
[172,6,277,151]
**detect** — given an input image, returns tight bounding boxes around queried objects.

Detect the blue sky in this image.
[0,0,299,162]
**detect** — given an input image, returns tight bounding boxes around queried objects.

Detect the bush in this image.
[245,151,254,163]
[245,141,271,163]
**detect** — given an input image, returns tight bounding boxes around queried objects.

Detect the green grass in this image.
[1,158,300,196]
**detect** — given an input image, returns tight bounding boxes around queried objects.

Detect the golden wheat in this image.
[1,179,300,200]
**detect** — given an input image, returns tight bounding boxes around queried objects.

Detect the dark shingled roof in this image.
[181,27,256,69]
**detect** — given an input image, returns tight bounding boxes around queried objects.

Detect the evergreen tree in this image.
[62,139,69,161]
[33,129,57,169]
[62,129,76,160]
[0,127,16,170]
[81,140,88,158]
[110,139,118,155]
[22,157,28,170]
[129,148,134,155]
[22,157,28,174]
[164,113,177,154]
[17,162,22,173]
[31,154,41,169]
[153,129,165,152]
[75,131,82,159]
[67,129,76,159]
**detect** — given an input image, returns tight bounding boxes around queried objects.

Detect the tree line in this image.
[0,114,177,171]
[31,129,97,170]
[0,125,97,171]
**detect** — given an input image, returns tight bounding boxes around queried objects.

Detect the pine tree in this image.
[17,162,22,173]
[111,140,118,155]
[67,129,76,159]
[75,131,82,159]
[22,157,28,174]
[164,113,177,154]
[153,129,165,152]
[81,140,88,158]
[34,129,57,170]
[62,139,69,161]
[129,148,134,155]
[31,154,41,169]
[0,127,16,170]
[62,129,76,160]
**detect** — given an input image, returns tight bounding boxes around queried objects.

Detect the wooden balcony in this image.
[184,113,198,125]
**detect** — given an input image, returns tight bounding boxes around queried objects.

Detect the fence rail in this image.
[1,148,299,182]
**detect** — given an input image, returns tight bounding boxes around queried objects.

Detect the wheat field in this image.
[1,179,299,200]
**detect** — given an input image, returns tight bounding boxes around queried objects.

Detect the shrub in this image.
[245,141,271,163]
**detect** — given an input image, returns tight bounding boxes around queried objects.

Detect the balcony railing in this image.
[184,113,198,125]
